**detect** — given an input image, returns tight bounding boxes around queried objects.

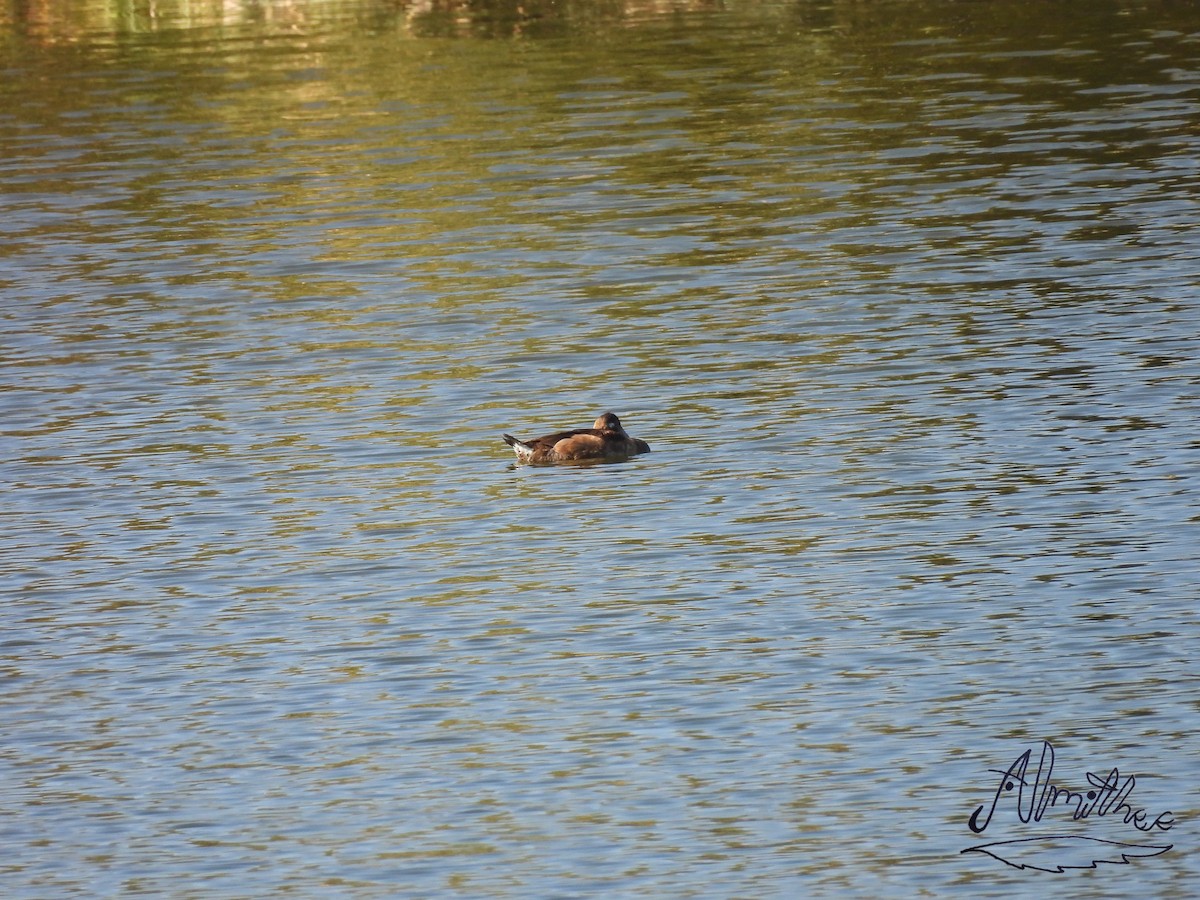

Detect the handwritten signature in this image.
[961,741,1175,872]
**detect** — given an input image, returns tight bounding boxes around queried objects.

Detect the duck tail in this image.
[503,434,535,461]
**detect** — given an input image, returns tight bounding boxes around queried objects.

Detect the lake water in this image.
[2,0,1198,896]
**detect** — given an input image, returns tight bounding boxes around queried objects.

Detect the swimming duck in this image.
[503,412,650,464]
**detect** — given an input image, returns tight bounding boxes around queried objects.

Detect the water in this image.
[2,0,1199,896]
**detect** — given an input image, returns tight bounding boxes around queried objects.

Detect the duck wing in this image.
[524,427,602,450]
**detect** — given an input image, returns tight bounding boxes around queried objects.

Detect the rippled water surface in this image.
[3,0,1199,896]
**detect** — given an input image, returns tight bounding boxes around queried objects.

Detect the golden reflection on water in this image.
[2,0,740,42]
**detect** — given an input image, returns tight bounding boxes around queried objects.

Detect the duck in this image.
[503,412,650,464]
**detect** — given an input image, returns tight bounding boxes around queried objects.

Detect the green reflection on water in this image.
[5,0,1190,283]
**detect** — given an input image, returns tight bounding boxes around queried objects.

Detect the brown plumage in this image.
[502,412,651,465]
